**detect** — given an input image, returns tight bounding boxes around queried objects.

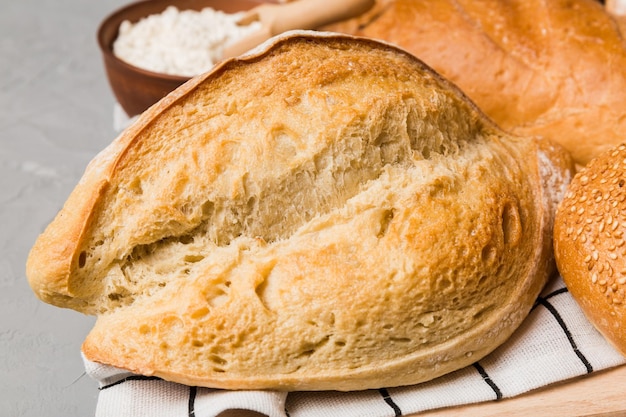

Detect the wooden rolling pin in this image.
[222,0,375,58]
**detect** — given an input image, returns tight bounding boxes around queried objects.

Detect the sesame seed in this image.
[609,253,618,260]
[592,273,598,283]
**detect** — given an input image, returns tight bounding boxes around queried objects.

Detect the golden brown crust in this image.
[554,143,626,357]
[28,32,574,390]
[324,0,626,168]
[25,73,208,310]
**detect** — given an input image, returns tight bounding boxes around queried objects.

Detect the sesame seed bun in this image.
[554,143,626,356]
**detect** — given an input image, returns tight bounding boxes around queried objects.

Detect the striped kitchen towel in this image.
[84,274,626,417]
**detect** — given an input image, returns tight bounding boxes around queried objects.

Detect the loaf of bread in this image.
[324,0,626,168]
[26,32,574,391]
[554,143,626,357]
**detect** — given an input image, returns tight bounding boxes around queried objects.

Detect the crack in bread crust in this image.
[75,47,487,313]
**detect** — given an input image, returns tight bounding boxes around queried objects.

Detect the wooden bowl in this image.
[97,0,264,117]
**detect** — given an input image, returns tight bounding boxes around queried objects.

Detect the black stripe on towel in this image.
[532,287,569,311]
[473,362,503,400]
[536,296,594,374]
[542,286,569,301]
[188,386,197,417]
[379,388,402,416]
[99,375,163,390]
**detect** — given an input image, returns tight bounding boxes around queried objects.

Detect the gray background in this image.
[1,0,127,415]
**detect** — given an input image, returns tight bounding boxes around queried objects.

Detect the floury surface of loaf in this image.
[26,32,574,391]
[324,0,626,168]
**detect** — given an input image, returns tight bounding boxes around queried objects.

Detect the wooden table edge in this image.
[410,364,626,416]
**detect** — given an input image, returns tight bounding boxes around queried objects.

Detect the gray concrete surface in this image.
[1,0,127,415]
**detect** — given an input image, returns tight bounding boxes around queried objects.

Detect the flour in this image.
[113,6,262,77]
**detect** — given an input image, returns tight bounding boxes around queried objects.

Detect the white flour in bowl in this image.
[113,6,262,77]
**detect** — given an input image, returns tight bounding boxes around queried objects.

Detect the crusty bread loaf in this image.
[554,143,626,357]
[323,0,626,168]
[26,32,574,391]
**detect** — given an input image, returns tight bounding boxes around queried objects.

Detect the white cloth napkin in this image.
[84,274,626,417]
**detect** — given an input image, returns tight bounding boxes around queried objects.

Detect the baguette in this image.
[26,32,574,391]
[324,0,626,168]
